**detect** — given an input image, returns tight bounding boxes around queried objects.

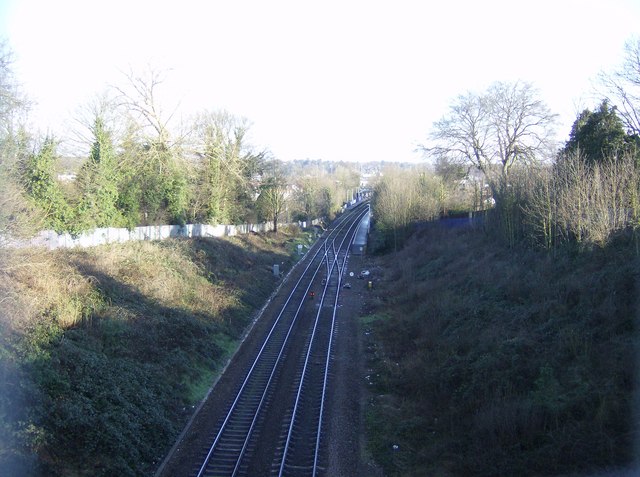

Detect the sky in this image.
[1,0,640,163]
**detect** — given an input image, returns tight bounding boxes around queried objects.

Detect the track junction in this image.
[157,202,370,477]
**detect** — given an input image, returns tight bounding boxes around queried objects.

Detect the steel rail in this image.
[196,241,328,477]
[195,204,367,477]
[312,205,370,475]
[277,206,367,476]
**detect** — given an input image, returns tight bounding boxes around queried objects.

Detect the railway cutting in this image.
[157,203,370,477]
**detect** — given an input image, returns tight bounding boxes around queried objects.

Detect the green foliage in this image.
[1,229,305,475]
[137,154,171,224]
[11,103,361,234]
[563,100,640,164]
[0,125,37,237]
[0,328,44,475]
[318,186,336,218]
[21,137,75,233]
[364,225,636,476]
[114,138,189,226]
[282,227,316,259]
[292,177,319,222]
[164,164,188,225]
[34,318,215,476]
[115,172,142,229]
[188,111,263,225]
[202,152,226,223]
[75,117,125,229]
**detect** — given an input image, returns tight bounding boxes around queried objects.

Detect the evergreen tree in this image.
[76,117,123,228]
[21,137,73,233]
[191,111,263,225]
[563,100,640,164]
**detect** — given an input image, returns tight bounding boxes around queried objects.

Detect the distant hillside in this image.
[363,223,638,476]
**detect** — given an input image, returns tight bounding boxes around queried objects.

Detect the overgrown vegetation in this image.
[363,223,637,476]
[371,166,443,251]
[0,44,365,240]
[3,27,640,477]
[362,40,640,476]
[0,39,363,476]
[0,228,308,476]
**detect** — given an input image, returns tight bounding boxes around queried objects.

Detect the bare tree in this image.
[522,149,639,248]
[0,41,37,237]
[373,166,440,250]
[112,66,189,224]
[424,81,557,202]
[0,40,28,138]
[189,110,262,223]
[521,166,556,249]
[598,37,640,135]
[257,159,288,233]
[293,176,319,222]
[113,67,179,147]
[68,92,122,157]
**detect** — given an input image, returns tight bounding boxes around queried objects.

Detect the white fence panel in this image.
[1,219,321,250]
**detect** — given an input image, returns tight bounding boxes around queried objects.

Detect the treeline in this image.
[363,39,640,476]
[497,99,640,250]
[370,40,640,252]
[364,109,640,474]
[0,61,362,238]
[371,166,445,251]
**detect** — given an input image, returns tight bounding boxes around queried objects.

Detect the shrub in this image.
[363,224,637,476]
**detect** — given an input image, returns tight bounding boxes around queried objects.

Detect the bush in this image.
[520,153,640,249]
[0,228,303,475]
[364,224,637,476]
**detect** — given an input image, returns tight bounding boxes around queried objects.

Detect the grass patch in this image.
[282,226,317,259]
[359,313,391,326]
[184,366,217,405]
[184,333,239,404]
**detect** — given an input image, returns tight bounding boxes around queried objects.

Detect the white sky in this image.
[1,0,639,162]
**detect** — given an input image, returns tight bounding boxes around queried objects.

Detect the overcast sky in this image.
[1,0,640,162]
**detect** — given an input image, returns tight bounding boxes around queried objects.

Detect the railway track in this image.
[192,203,369,477]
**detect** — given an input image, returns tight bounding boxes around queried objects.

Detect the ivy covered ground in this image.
[363,224,638,476]
[0,227,313,476]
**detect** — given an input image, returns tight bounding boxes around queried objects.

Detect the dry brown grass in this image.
[0,237,249,333]
[1,248,97,330]
[1,228,301,335]
[76,240,238,318]
[0,228,309,476]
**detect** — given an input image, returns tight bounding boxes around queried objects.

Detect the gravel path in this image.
[325,255,383,476]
